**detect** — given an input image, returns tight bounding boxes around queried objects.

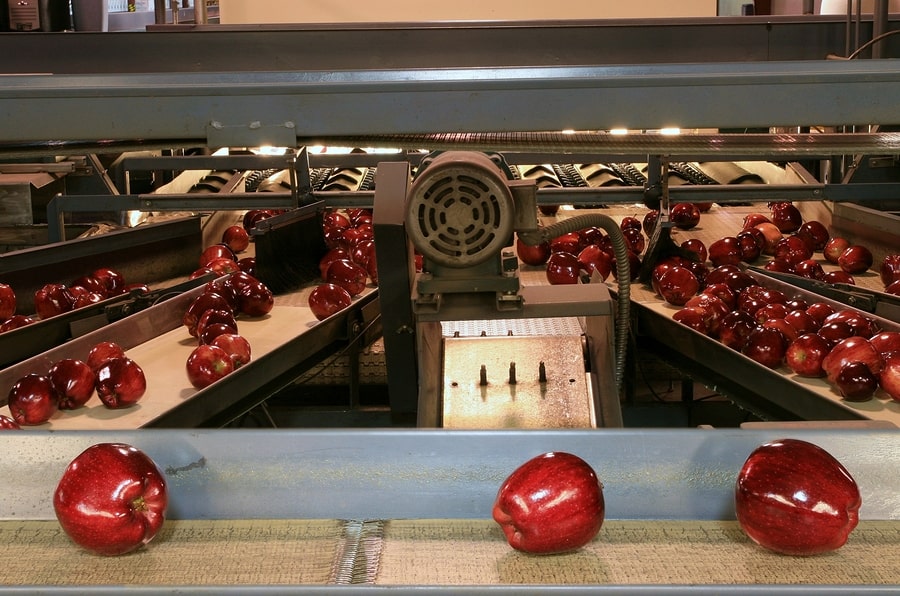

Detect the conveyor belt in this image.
[1,519,897,588]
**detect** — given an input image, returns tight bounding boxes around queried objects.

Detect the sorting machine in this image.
[0,14,899,591]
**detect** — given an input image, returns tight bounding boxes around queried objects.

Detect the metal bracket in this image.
[206,120,297,149]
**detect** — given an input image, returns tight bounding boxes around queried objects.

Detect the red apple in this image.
[325,259,368,297]
[742,213,771,229]
[642,210,659,235]
[817,321,854,346]
[718,310,757,351]
[821,336,883,383]
[546,252,581,285]
[95,357,147,409]
[199,243,237,268]
[350,239,377,269]
[753,222,783,255]
[206,257,241,276]
[796,220,830,251]
[242,209,274,232]
[794,259,825,281]
[33,283,76,319]
[764,258,795,274]
[701,282,737,311]
[0,314,36,332]
[838,245,873,274]
[612,250,641,282]
[880,254,900,287]
[53,443,167,556]
[620,216,642,232]
[833,361,878,401]
[492,452,604,555]
[549,232,581,255]
[773,236,813,265]
[196,308,238,341]
[90,268,125,297]
[887,280,900,296]
[684,293,730,336]
[878,353,900,401]
[806,302,836,326]
[222,225,250,253]
[622,228,645,254]
[237,257,256,276]
[785,333,831,377]
[86,341,127,372]
[784,309,819,336]
[708,237,742,267]
[0,283,15,319]
[308,283,353,321]
[322,210,351,232]
[48,358,96,410]
[735,231,762,263]
[753,303,790,325]
[742,326,788,369]
[822,270,855,285]
[823,237,850,264]
[869,331,900,357]
[0,414,21,430]
[680,238,707,263]
[769,202,802,233]
[578,226,604,248]
[238,280,275,317]
[183,291,234,337]
[823,309,878,338]
[673,307,710,334]
[657,266,700,306]
[190,267,214,280]
[71,275,107,298]
[735,438,860,556]
[577,245,613,282]
[73,291,105,309]
[7,373,58,425]
[211,333,252,368]
[186,344,234,389]
[670,203,700,230]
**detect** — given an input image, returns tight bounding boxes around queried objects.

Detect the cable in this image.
[847,28,900,60]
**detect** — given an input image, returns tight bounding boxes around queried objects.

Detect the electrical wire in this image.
[846,29,900,59]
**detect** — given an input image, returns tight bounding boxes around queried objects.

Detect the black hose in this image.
[518,214,631,394]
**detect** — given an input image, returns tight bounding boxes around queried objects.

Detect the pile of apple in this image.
[181,271,271,389]
[191,225,256,279]
[4,340,147,426]
[308,208,379,321]
[0,267,147,334]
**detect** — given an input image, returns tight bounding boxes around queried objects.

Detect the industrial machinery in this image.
[0,14,900,590]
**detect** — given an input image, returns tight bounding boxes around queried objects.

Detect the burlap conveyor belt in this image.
[2,519,897,586]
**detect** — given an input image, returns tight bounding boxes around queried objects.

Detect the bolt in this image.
[480,365,488,386]
[508,362,517,385]
[539,361,547,383]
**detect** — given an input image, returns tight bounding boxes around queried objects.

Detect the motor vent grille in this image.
[406,152,514,268]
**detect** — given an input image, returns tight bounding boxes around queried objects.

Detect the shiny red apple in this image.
[325,259,368,297]
[822,270,855,285]
[878,353,900,401]
[656,266,699,306]
[821,336,884,383]
[718,311,757,352]
[222,225,250,253]
[308,283,353,321]
[95,357,147,409]
[796,220,830,251]
[834,361,878,401]
[769,202,802,233]
[0,282,15,320]
[823,237,850,264]
[0,414,21,430]
[211,333,252,368]
[199,243,237,268]
[753,222,783,255]
[785,333,831,377]
[238,280,275,317]
[48,358,96,410]
[186,344,234,389]
[577,245,613,282]
[54,443,167,556]
[33,283,76,319]
[869,331,900,357]
[742,326,788,368]
[92,268,127,297]
[546,252,581,285]
[735,438,860,556]
[880,254,900,287]
[492,452,604,555]
[183,291,234,337]
[708,237,742,267]
[7,373,58,425]
[0,314,36,333]
[86,341,127,372]
[838,245,873,274]
[670,203,700,230]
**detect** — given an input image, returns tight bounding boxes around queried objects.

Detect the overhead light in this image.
[659,128,681,136]
[609,128,629,136]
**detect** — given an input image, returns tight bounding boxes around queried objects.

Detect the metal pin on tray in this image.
[509,362,517,385]
[539,361,547,384]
